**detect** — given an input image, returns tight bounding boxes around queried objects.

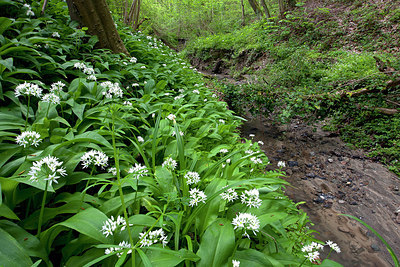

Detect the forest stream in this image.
[201,70,400,267]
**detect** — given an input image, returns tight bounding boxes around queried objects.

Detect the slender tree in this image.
[248,0,263,19]
[259,0,271,18]
[66,0,129,55]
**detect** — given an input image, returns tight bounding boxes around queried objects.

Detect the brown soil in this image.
[241,115,400,266]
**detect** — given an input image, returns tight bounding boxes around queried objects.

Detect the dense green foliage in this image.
[0,1,346,266]
[181,1,400,175]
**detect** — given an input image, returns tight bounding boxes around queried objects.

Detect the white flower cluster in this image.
[74,62,96,81]
[108,167,117,176]
[162,157,177,170]
[16,131,42,148]
[23,3,34,16]
[80,150,109,169]
[174,94,185,100]
[130,57,137,63]
[15,82,43,98]
[52,32,60,38]
[42,93,60,105]
[240,189,262,208]
[166,114,176,121]
[101,215,131,237]
[139,228,168,247]
[28,155,67,186]
[123,101,132,106]
[326,240,341,253]
[189,188,207,207]
[50,81,66,93]
[301,240,340,263]
[219,148,228,153]
[277,161,286,168]
[172,130,184,137]
[220,188,238,202]
[137,136,144,142]
[250,156,263,165]
[232,212,260,238]
[192,89,199,94]
[232,260,240,267]
[100,81,124,99]
[128,163,148,179]
[105,241,132,257]
[219,119,225,124]
[184,171,200,185]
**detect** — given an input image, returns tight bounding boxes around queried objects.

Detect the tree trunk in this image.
[259,0,270,18]
[279,0,296,18]
[241,0,246,25]
[248,0,263,20]
[66,0,129,55]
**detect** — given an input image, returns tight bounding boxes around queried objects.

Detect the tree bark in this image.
[241,0,246,25]
[259,0,270,18]
[66,0,129,55]
[279,0,297,18]
[248,0,263,20]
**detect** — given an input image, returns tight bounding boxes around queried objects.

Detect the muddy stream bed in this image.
[241,115,400,266]
[199,69,400,266]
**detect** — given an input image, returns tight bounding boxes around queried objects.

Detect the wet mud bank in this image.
[241,116,400,266]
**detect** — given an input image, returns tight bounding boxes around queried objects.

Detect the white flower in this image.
[16,131,42,148]
[167,114,176,121]
[137,136,144,142]
[250,157,262,165]
[87,75,97,81]
[249,134,255,138]
[226,159,231,164]
[52,32,60,38]
[277,161,286,168]
[28,155,67,186]
[15,82,42,98]
[212,94,217,98]
[257,141,264,146]
[174,94,184,100]
[162,157,177,170]
[74,62,85,69]
[132,83,139,87]
[130,57,137,63]
[192,89,199,94]
[139,228,168,248]
[128,163,148,179]
[189,188,207,207]
[218,119,225,124]
[184,172,200,185]
[80,150,108,169]
[204,99,207,102]
[42,93,60,105]
[100,81,123,99]
[101,215,131,237]
[219,148,228,153]
[108,167,117,176]
[50,81,65,93]
[141,66,146,69]
[245,150,254,155]
[326,240,341,253]
[172,130,184,137]
[26,9,34,16]
[232,260,240,267]
[301,242,324,253]
[220,188,238,202]
[123,101,132,106]
[305,251,320,262]
[240,189,262,208]
[232,212,260,238]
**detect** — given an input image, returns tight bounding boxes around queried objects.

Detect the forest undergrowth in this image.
[0,0,347,266]
[179,0,400,176]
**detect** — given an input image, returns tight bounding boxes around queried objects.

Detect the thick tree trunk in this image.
[248,0,263,20]
[66,0,129,55]
[259,0,270,18]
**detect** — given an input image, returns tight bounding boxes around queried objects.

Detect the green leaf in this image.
[320,259,344,267]
[235,249,284,267]
[0,227,32,267]
[0,203,19,220]
[196,219,235,267]
[0,57,13,71]
[146,247,200,266]
[0,220,50,265]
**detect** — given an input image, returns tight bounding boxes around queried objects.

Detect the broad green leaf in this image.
[0,220,49,265]
[196,219,235,267]
[0,227,32,267]
[0,203,19,220]
[146,247,200,267]
[235,249,284,267]
[320,259,344,267]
